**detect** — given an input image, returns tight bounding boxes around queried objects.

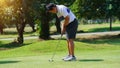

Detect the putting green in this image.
[0,50,119,68]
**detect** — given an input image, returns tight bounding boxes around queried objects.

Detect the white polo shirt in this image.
[56,5,76,24]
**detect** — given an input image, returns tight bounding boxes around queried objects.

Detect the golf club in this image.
[49,34,63,62]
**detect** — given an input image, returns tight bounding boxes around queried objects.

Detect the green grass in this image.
[1,23,120,39]
[50,23,120,34]
[78,23,120,32]
[0,27,38,39]
[0,38,120,68]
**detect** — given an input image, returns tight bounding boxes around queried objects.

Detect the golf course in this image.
[0,0,120,68]
[0,37,120,68]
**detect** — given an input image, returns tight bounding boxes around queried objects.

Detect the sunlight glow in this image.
[0,0,7,6]
[0,0,16,23]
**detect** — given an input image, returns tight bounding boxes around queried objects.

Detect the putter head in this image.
[49,59,54,62]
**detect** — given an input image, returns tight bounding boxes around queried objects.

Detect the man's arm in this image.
[61,15,70,35]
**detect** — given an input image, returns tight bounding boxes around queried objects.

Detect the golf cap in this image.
[46,3,56,11]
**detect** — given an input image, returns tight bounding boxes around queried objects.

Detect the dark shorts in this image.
[66,19,78,39]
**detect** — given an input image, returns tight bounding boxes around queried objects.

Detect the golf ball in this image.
[49,59,54,62]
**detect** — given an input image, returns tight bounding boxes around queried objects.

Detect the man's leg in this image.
[67,40,71,55]
[63,39,76,61]
[68,39,74,56]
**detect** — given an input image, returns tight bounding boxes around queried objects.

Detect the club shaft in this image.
[50,35,62,60]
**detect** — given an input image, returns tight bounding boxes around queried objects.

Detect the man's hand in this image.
[61,26,66,35]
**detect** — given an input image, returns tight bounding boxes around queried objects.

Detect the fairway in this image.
[0,0,120,68]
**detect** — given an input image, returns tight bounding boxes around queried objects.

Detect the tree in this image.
[0,0,33,43]
[0,0,76,43]
[0,0,7,34]
[106,0,120,20]
[70,0,83,19]
[31,0,51,40]
[71,0,120,30]
[0,21,4,34]
[11,0,27,44]
[0,7,4,34]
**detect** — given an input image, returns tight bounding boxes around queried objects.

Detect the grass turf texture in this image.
[0,38,120,68]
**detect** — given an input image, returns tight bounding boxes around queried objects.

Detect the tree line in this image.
[0,0,119,44]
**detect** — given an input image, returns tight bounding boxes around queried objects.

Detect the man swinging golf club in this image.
[46,3,78,61]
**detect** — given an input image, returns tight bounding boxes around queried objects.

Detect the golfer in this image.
[46,3,78,61]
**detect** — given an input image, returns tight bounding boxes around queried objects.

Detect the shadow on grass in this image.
[75,35,120,46]
[3,31,35,35]
[0,42,32,50]
[0,61,20,64]
[79,59,104,62]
